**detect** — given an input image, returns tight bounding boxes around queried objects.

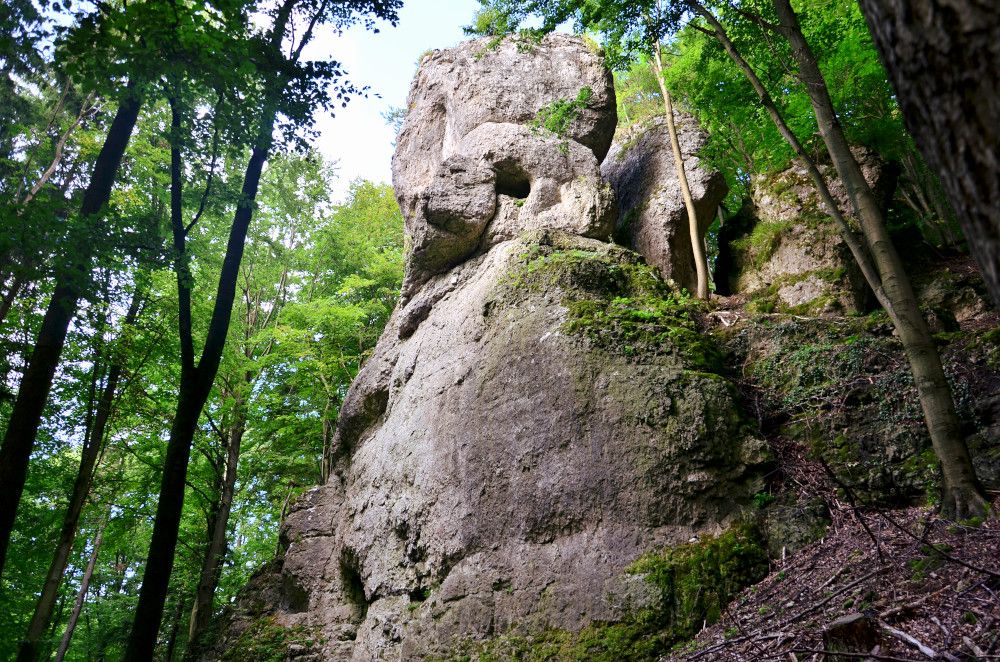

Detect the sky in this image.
[304,0,483,201]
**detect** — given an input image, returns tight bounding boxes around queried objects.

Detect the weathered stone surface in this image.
[202,36,771,662]
[718,151,894,314]
[823,613,881,661]
[601,114,728,293]
[393,33,617,296]
[228,232,769,660]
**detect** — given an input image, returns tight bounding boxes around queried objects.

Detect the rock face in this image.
[394,33,618,298]
[601,114,728,293]
[718,150,894,314]
[201,35,770,661]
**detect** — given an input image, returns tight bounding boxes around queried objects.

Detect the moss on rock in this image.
[222,617,321,662]
[443,523,768,661]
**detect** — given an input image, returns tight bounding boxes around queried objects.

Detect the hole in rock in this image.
[281,574,310,613]
[494,161,531,199]
[408,586,430,603]
[340,549,369,622]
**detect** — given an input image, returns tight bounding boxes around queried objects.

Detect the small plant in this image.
[753,491,776,509]
[531,87,594,153]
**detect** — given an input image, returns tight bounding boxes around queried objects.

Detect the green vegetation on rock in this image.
[446,523,768,661]
[222,617,320,662]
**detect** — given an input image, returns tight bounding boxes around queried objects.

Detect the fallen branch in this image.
[791,648,922,661]
[877,619,939,659]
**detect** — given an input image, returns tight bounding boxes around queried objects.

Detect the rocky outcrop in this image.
[601,114,728,293]
[394,33,618,297]
[718,150,895,314]
[201,34,771,661]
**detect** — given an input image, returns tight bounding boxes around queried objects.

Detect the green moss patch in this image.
[730,220,793,268]
[563,296,721,371]
[444,523,767,661]
[717,314,994,505]
[496,234,725,372]
[222,617,320,662]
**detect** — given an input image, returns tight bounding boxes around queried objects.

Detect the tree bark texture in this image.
[771,0,987,519]
[857,0,1000,308]
[0,93,141,576]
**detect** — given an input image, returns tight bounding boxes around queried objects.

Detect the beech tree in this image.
[123,1,402,657]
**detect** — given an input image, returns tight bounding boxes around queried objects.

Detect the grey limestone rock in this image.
[601,114,728,293]
[234,232,768,660]
[719,150,895,314]
[393,33,617,297]
[202,35,770,662]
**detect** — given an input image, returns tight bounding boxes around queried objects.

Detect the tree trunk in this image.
[16,286,143,662]
[123,98,278,661]
[856,0,1000,308]
[0,92,142,576]
[20,91,97,206]
[163,599,185,662]
[651,42,710,299]
[687,2,889,309]
[187,412,245,645]
[53,521,106,662]
[771,0,987,519]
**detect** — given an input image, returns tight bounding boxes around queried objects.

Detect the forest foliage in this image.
[0,0,991,659]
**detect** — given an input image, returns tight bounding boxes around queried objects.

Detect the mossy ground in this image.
[496,233,722,372]
[445,523,768,662]
[221,616,320,662]
[715,313,997,506]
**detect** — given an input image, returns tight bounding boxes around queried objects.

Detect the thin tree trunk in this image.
[687,3,889,308]
[187,411,244,645]
[16,286,143,662]
[0,274,25,328]
[53,520,106,662]
[14,81,70,203]
[20,91,97,206]
[123,95,279,661]
[163,599,185,662]
[0,92,142,576]
[770,0,987,519]
[857,0,1000,308]
[651,42,710,299]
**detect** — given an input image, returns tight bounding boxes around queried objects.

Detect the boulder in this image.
[201,35,771,661]
[393,33,617,297]
[601,114,728,293]
[718,150,895,314]
[237,232,769,660]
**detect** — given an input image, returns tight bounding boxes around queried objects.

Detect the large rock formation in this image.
[394,33,618,298]
[601,114,728,293]
[717,150,894,314]
[200,35,769,660]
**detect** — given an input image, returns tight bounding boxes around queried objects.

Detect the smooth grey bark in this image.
[857,0,1000,308]
[770,0,988,519]
[651,41,710,299]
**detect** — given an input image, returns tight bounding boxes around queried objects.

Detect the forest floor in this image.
[664,435,1000,661]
